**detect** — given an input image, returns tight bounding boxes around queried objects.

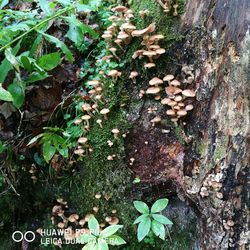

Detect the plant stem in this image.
[0,6,74,53]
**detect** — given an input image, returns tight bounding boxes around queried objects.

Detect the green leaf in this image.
[151,198,169,213]
[38,0,52,15]
[133,201,149,214]
[37,52,61,71]
[8,80,25,108]
[152,220,165,240]
[27,133,44,146]
[58,147,68,158]
[29,34,43,57]
[88,216,99,236]
[40,32,74,62]
[152,214,173,225]
[42,141,56,162]
[79,234,96,244]
[25,72,49,84]
[97,239,108,250]
[82,241,97,250]
[133,214,149,224]
[0,83,13,102]
[106,235,126,246]
[0,0,9,9]
[20,56,33,71]
[100,225,123,238]
[5,48,20,72]
[137,217,151,242]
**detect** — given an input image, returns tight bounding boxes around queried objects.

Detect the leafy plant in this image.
[27,127,70,163]
[79,215,126,250]
[133,198,173,242]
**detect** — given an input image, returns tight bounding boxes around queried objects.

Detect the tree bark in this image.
[127,0,250,249]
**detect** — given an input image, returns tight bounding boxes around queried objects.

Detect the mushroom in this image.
[74,148,85,156]
[117,31,131,44]
[57,222,65,229]
[173,4,179,16]
[109,47,120,60]
[74,119,82,125]
[112,128,120,138]
[139,9,150,18]
[131,23,156,37]
[182,89,196,98]
[108,217,119,225]
[161,98,171,105]
[107,140,113,147]
[114,39,123,50]
[149,77,163,86]
[111,5,128,13]
[146,86,161,94]
[150,116,161,126]
[111,209,117,214]
[93,206,99,213]
[144,63,156,69]
[78,219,85,227]
[100,108,110,119]
[96,119,103,128]
[170,79,181,87]
[121,23,136,34]
[174,95,182,102]
[105,216,112,222]
[78,137,88,144]
[177,110,187,117]
[81,115,91,130]
[68,214,79,224]
[163,74,174,83]
[185,104,194,111]
[166,109,176,116]
[81,103,92,116]
[143,50,157,63]
[129,71,139,83]
[95,193,102,199]
[87,80,100,87]
[107,155,114,161]
[107,70,122,82]
[132,50,145,59]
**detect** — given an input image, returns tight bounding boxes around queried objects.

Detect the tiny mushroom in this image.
[112,128,120,138]
[163,74,174,83]
[107,70,122,82]
[149,77,163,86]
[182,89,196,98]
[132,23,156,37]
[146,86,161,95]
[96,119,103,128]
[100,108,110,119]
[78,137,88,144]
[95,193,102,199]
[185,104,194,111]
[129,71,139,83]
[150,116,161,126]
[68,214,79,224]
[144,62,156,69]
[108,217,119,225]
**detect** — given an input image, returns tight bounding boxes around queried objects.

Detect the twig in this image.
[166,225,172,242]
[0,168,20,196]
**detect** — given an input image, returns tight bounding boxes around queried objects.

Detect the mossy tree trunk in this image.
[126,0,249,249]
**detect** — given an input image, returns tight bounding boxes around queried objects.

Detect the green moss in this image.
[213,135,228,161]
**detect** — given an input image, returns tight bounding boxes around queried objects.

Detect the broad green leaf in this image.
[0,39,21,82]
[29,34,43,57]
[79,234,96,244]
[0,0,9,9]
[5,48,20,72]
[58,147,68,158]
[37,52,61,71]
[97,239,108,250]
[0,83,13,102]
[8,80,25,108]
[152,220,165,240]
[82,241,97,250]
[133,201,149,214]
[88,216,99,236]
[137,217,151,242]
[100,225,123,238]
[106,235,126,246]
[151,198,169,213]
[25,72,49,84]
[133,214,149,224]
[40,32,74,62]
[38,0,52,15]
[27,133,44,146]
[152,214,173,225]
[42,141,56,162]
[20,56,33,71]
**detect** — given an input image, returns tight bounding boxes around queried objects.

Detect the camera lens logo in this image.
[12,231,36,242]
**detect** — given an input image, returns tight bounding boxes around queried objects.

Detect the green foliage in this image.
[28,127,70,162]
[0,0,99,108]
[79,216,126,249]
[133,199,173,242]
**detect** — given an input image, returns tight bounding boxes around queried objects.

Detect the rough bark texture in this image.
[127,0,250,249]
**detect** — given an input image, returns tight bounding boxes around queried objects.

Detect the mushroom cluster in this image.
[132,23,165,69]
[145,73,196,122]
[156,0,179,16]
